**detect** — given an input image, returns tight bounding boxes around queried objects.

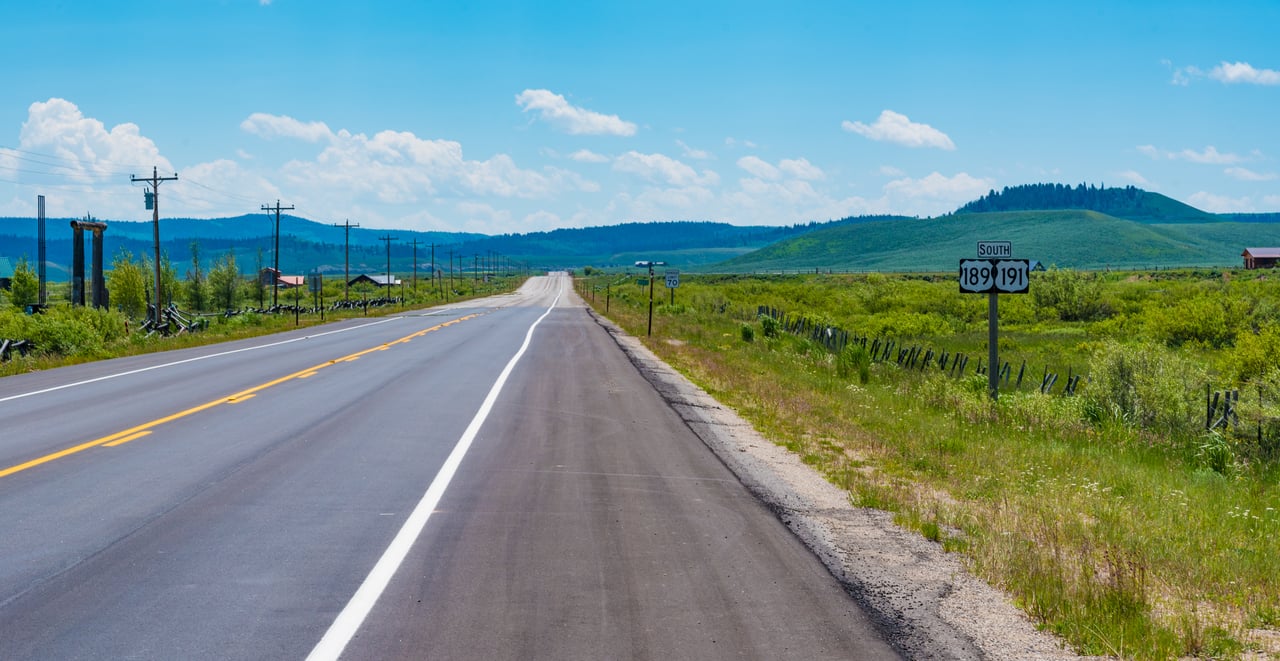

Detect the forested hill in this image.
[956,183,1215,222]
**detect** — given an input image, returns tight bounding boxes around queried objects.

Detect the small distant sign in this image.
[637,278,649,287]
[959,259,1030,294]
[977,241,1012,259]
[665,269,680,288]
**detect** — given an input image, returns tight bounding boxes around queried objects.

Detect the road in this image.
[0,274,897,660]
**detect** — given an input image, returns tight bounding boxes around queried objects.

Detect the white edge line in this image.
[0,317,409,405]
[306,284,563,661]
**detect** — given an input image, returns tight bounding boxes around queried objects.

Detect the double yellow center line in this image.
[0,313,481,480]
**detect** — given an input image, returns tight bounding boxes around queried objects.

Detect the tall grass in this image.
[583,270,1280,659]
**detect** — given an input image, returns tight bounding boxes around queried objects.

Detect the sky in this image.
[0,1,1277,235]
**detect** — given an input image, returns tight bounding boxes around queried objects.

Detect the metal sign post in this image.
[959,245,1030,401]
[665,269,680,306]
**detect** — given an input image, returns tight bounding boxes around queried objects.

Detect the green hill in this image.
[957,183,1216,223]
[714,210,1280,272]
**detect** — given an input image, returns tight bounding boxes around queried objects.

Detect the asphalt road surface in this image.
[0,274,898,660]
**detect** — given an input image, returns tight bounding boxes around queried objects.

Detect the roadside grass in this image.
[581,272,1280,659]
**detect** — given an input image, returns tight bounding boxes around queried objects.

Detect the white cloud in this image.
[1170,64,1202,86]
[842,110,955,150]
[779,157,824,181]
[736,155,779,180]
[1188,191,1254,213]
[1116,170,1152,186]
[882,172,993,215]
[1178,146,1244,164]
[568,149,609,163]
[18,98,173,183]
[515,89,637,136]
[1210,61,1280,86]
[613,151,717,187]
[240,112,333,142]
[1224,166,1277,181]
[878,165,906,177]
[724,137,757,149]
[676,139,711,160]
[1137,144,1246,164]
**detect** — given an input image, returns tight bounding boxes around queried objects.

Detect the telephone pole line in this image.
[131,166,178,328]
[378,235,397,288]
[261,200,295,307]
[332,219,360,301]
[407,238,422,296]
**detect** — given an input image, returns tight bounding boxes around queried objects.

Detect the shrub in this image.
[1032,268,1109,322]
[836,343,871,383]
[740,323,755,343]
[1229,326,1280,383]
[760,314,780,338]
[1082,340,1206,437]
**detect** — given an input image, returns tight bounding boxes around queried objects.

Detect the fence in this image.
[754,305,1277,450]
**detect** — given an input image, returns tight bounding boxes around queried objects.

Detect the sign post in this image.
[959,245,1030,401]
[665,269,680,306]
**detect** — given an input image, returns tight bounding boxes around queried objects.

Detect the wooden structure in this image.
[1242,248,1280,269]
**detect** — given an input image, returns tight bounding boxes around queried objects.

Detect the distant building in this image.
[1242,248,1280,270]
[348,274,401,287]
[260,267,305,287]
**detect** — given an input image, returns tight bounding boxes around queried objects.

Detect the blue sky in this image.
[1,1,1277,234]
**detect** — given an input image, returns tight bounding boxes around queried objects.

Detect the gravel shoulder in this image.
[587,306,1093,660]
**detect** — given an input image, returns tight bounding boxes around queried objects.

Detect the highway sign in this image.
[637,278,649,287]
[959,259,1030,294]
[665,270,680,288]
[977,241,1012,258]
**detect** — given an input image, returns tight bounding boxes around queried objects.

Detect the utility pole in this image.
[261,200,295,307]
[379,234,397,289]
[447,248,454,300]
[407,238,421,296]
[430,242,436,295]
[332,219,360,301]
[131,167,178,328]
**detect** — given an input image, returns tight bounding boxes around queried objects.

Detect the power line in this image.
[261,200,295,307]
[131,166,179,328]
[333,219,360,301]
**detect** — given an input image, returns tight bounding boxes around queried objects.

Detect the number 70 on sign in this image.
[958,259,1030,294]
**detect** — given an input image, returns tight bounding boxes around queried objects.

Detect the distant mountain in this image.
[0,215,855,280]
[956,183,1216,222]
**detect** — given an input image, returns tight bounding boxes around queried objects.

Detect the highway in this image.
[0,274,897,660]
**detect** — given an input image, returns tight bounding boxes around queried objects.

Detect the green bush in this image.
[740,323,755,343]
[836,343,871,383]
[1032,268,1109,322]
[1141,294,1240,349]
[1229,326,1280,383]
[760,314,780,338]
[1082,340,1206,437]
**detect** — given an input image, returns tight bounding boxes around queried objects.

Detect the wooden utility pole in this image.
[379,235,397,288]
[131,167,178,328]
[332,219,360,301]
[261,200,295,307]
[407,238,422,296]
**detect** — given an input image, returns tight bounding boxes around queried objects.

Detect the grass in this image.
[578,271,1280,659]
